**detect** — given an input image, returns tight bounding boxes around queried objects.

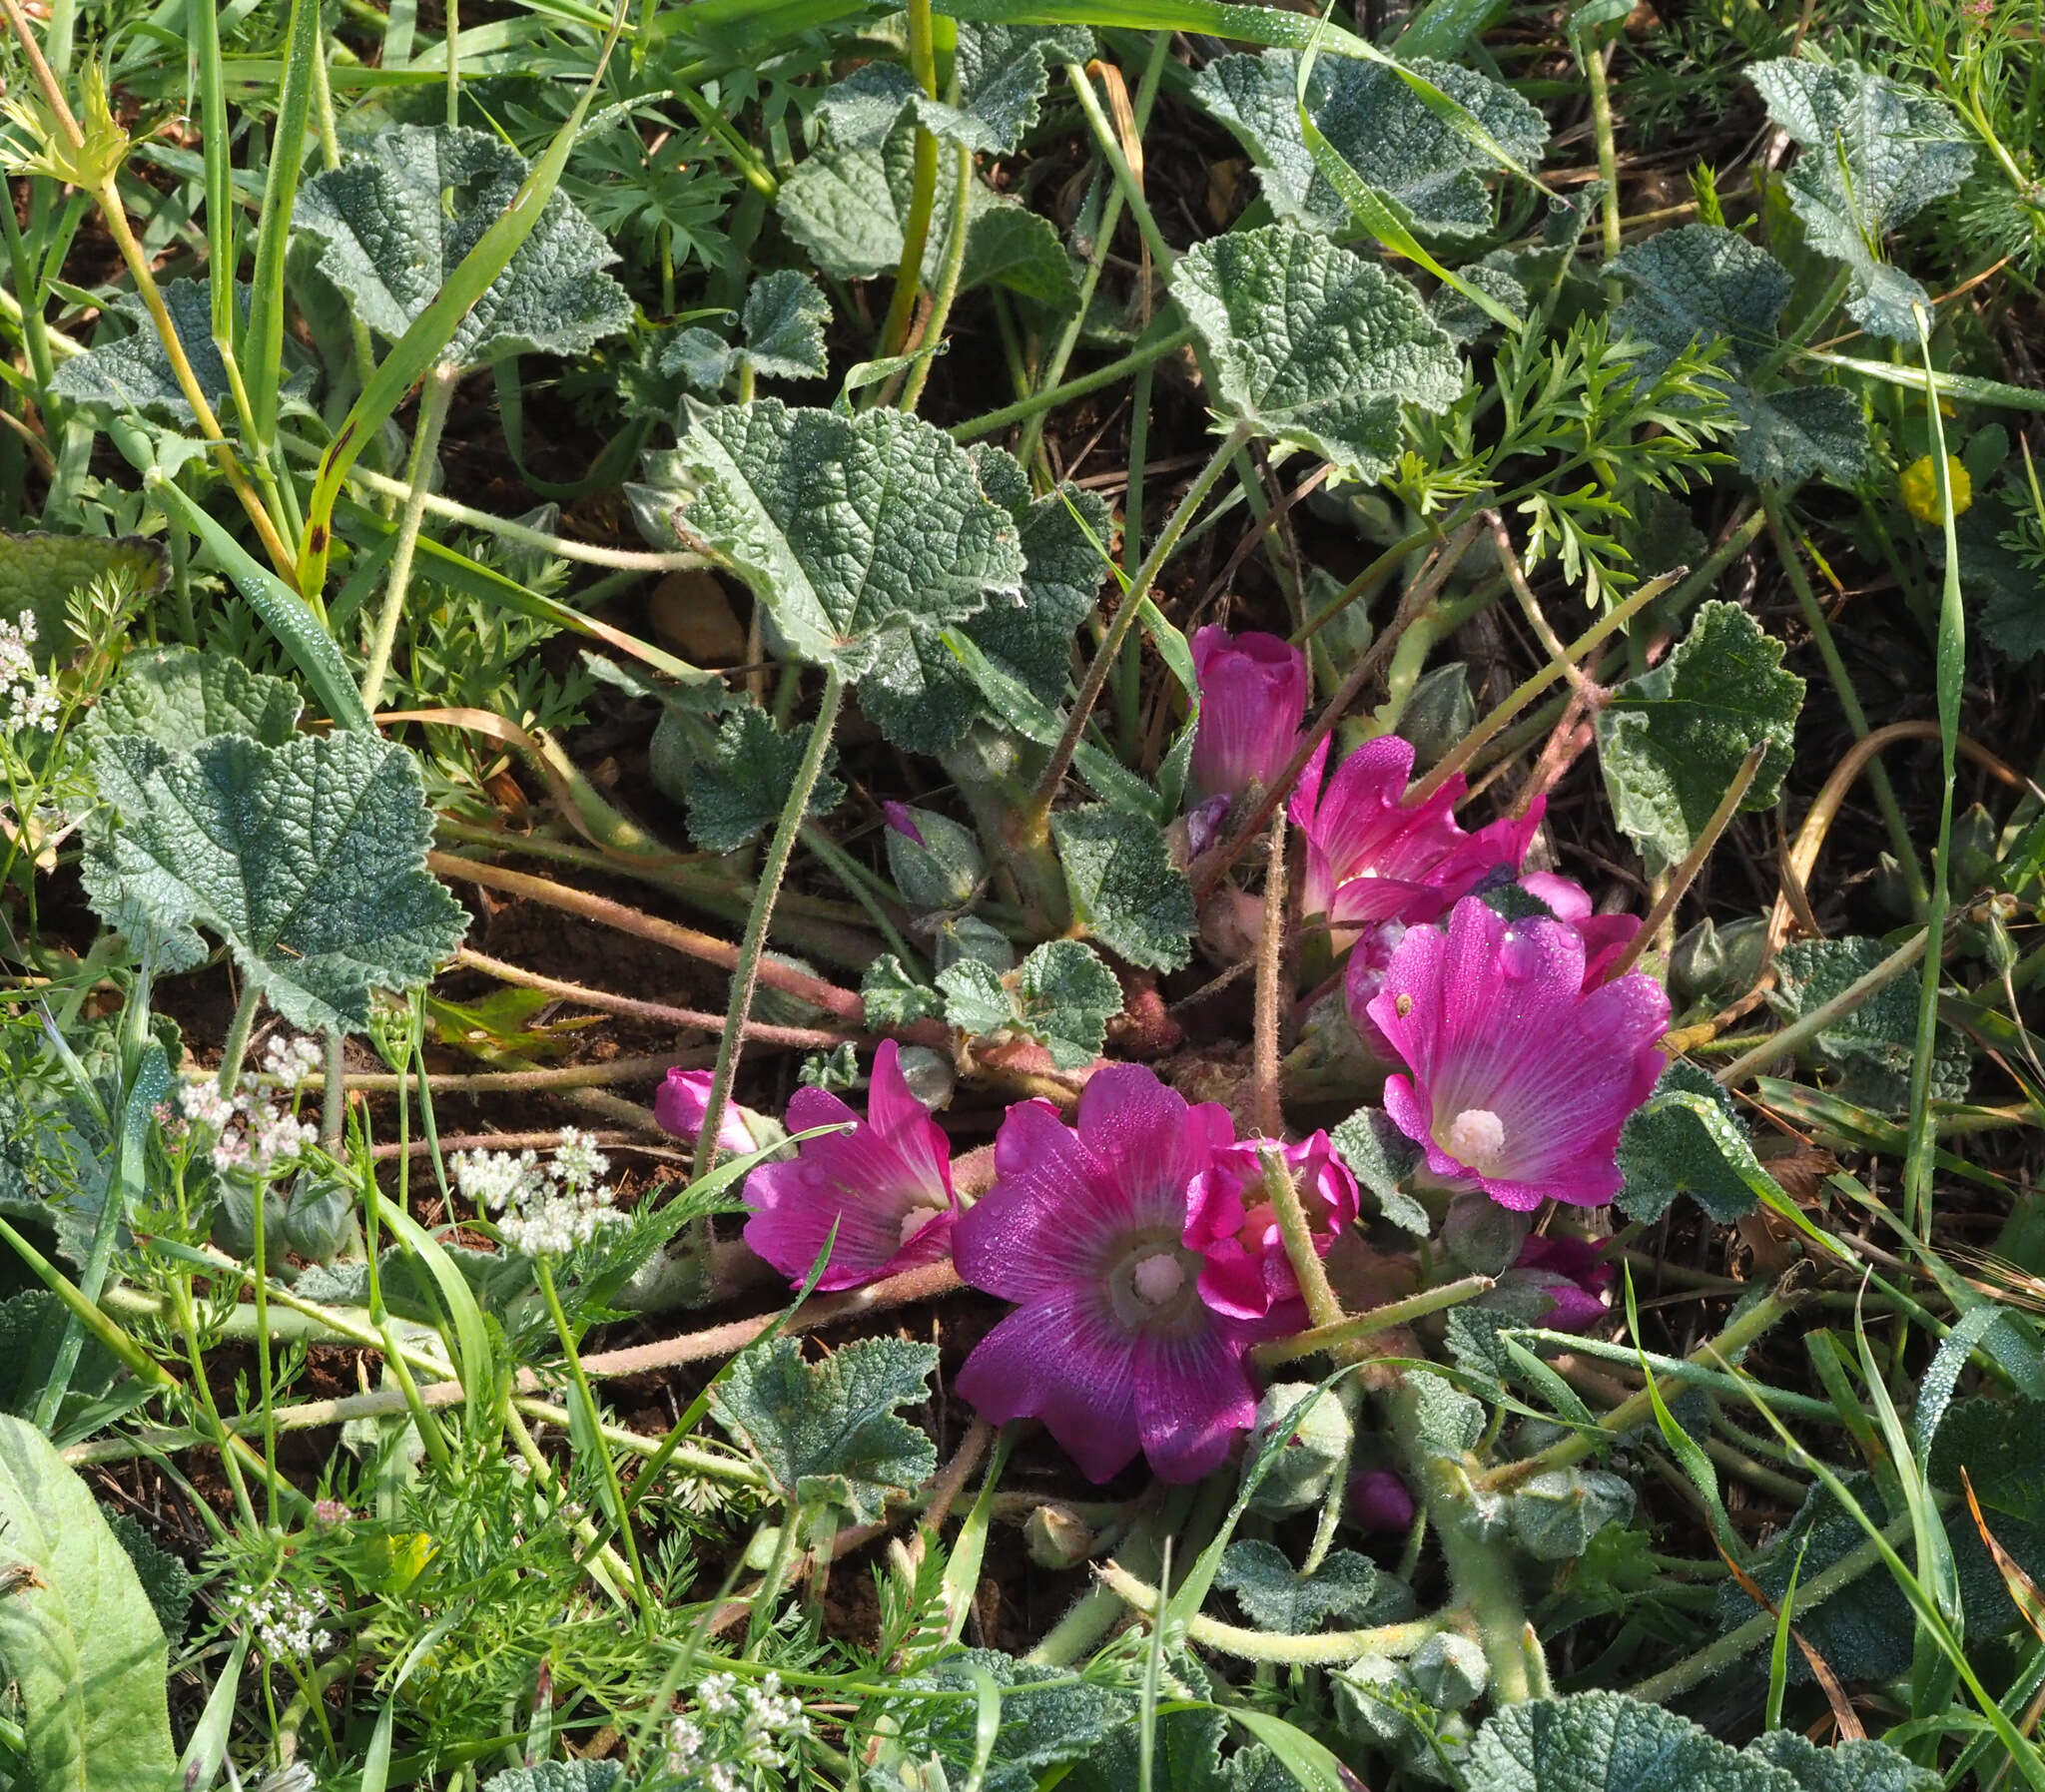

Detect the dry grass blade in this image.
[1963,1468,2045,1647]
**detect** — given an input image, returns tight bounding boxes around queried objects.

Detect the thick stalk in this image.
[899,139,973,414]
[1252,1275,1495,1370]
[216,979,263,1097]
[359,362,458,711]
[1262,1146,1344,1332]
[1098,1562,1448,1663]
[1019,422,1249,834]
[690,668,848,1185]
[876,0,940,359]
[1581,33,1623,273]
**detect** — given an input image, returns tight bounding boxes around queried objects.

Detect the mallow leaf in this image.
[1051,805,1195,971]
[104,1511,193,1646]
[1329,1106,1430,1234]
[814,22,1068,157]
[0,1414,179,1792]
[0,530,164,653]
[82,732,469,1033]
[647,399,1022,679]
[1215,1539,1398,1633]
[778,122,1079,308]
[1173,222,1462,480]
[1770,936,1971,1112]
[681,705,845,853]
[1465,1694,1931,1792]
[51,282,239,425]
[1616,1059,1776,1225]
[296,125,633,369]
[83,648,301,753]
[1746,59,1972,340]
[478,1767,626,1792]
[937,938,1121,1069]
[1595,600,1803,870]
[863,954,943,1028]
[1612,224,1867,485]
[860,446,1109,755]
[711,1336,938,1522]
[739,270,832,381]
[1192,49,1547,239]
[901,1650,1125,1792]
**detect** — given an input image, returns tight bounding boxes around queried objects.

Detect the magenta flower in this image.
[954,1066,1289,1484]
[881,801,926,847]
[1341,919,1408,1060]
[1190,627,1308,806]
[1521,873,1641,989]
[1348,1468,1418,1533]
[1502,1233,1614,1332]
[1367,896,1670,1211]
[1290,735,1543,930]
[742,1041,956,1291]
[655,1068,757,1156]
[1184,1132,1360,1320]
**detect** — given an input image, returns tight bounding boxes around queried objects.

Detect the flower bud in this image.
[932,914,1016,975]
[1347,1468,1418,1534]
[1441,1190,1531,1277]
[1399,662,1476,774]
[1022,1503,1095,1569]
[884,805,987,911]
[893,1045,956,1111]
[1189,627,1307,805]
[1669,915,1768,1007]
[1245,1382,1353,1517]
[1408,1632,1488,1711]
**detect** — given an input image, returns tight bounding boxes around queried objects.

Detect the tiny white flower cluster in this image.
[663,1670,810,1789]
[453,1127,624,1259]
[0,611,58,735]
[174,1034,324,1175]
[241,1582,333,1660]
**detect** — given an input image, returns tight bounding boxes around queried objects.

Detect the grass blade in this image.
[241,0,321,447]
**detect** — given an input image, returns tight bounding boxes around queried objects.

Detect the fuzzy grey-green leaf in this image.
[1216,1539,1397,1633]
[1173,222,1463,479]
[1468,1693,1800,1792]
[296,125,632,368]
[83,647,301,754]
[682,705,845,853]
[81,732,469,1034]
[740,270,832,381]
[1770,936,1971,1112]
[1051,805,1195,971]
[50,283,237,425]
[1616,1059,1774,1224]
[1596,600,1804,870]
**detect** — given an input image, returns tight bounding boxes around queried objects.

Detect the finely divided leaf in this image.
[1192,49,1546,239]
[1051,805,1195,971]
[0,1414,180,1792]
[83,648,301,753]
[1613,224,1867,484]
[296,125,633,368]
[662,398,1022,678]
[0,531,164,653]
[1616,1059,1775,1224]
[1173,222,1463,480]
[682,705,846,852]
[711,1336,938,1522]
[1746,59,1972,340]
[1596,600,1804,870]
[82,732,469,1033]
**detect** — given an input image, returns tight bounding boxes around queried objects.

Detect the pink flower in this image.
[742,1041,956,1291]
[954,1066,1292,1483]
[1520,873,1641,989]
[1190,627,1308,805]
[1290,735,1543,930]
[1503,1233,1614,1332]
[1184,1132,1360,1320]
[1367,896,1670,1211]
[655,1069,758,1156]
[1348,1469,1417,1533]
[1341,919,1408,1060]
[881,801,926,847]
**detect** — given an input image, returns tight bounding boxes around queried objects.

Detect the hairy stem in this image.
[877,0,940,358]
[1252,1275,1496,1370]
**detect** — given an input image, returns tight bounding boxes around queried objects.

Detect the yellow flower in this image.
[1900,453,1972,524]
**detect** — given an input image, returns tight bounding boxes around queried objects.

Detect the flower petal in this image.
[956,1288,1142,1484]
[1132,1316,1267,1483]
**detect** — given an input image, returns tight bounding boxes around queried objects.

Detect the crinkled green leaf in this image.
[1173,222,1463,479]
[1061,1662,1225,1792]
[1468,1694,1799,1792]
[1770,936,1971,1113]
[0,531,165,655]
[862,448,1107,753]
[815,21,1063,157]
[937,938,1120,1069]
[1407,1367,1484,1456]
[740,269,832,380]
[1746,59,1972,341]
[1953,492,2045,661]
[50,283,236,425]
[900,1648,1125,1792]
[104,1511,192,1646]
[863,954,943,1028]
[1746,1732,1939,1792]
[1595,600,1804,870]
[477,1766,626,1792]
[296,125,633,368]
[1509,1468,1637,1561]
[778,122,1080,307]
[656,398,1022,678]
[711,1336,938,1522]
[681,705,845,853]
[659,325,737,395]
[1215,1539,1398,1633]
[1192,49,1546,239]
[84,648,301,754]
[1328,1105,1430,1234]
[81,732,469,1033]
[1612,224,1867,485]
[1616,1059,1774,1225]
[0,1414,179,1792]
[1051,805,1194,971]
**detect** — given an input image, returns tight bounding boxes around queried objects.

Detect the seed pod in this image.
[1442,1189,1531,1277]
[884,805,988,911]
